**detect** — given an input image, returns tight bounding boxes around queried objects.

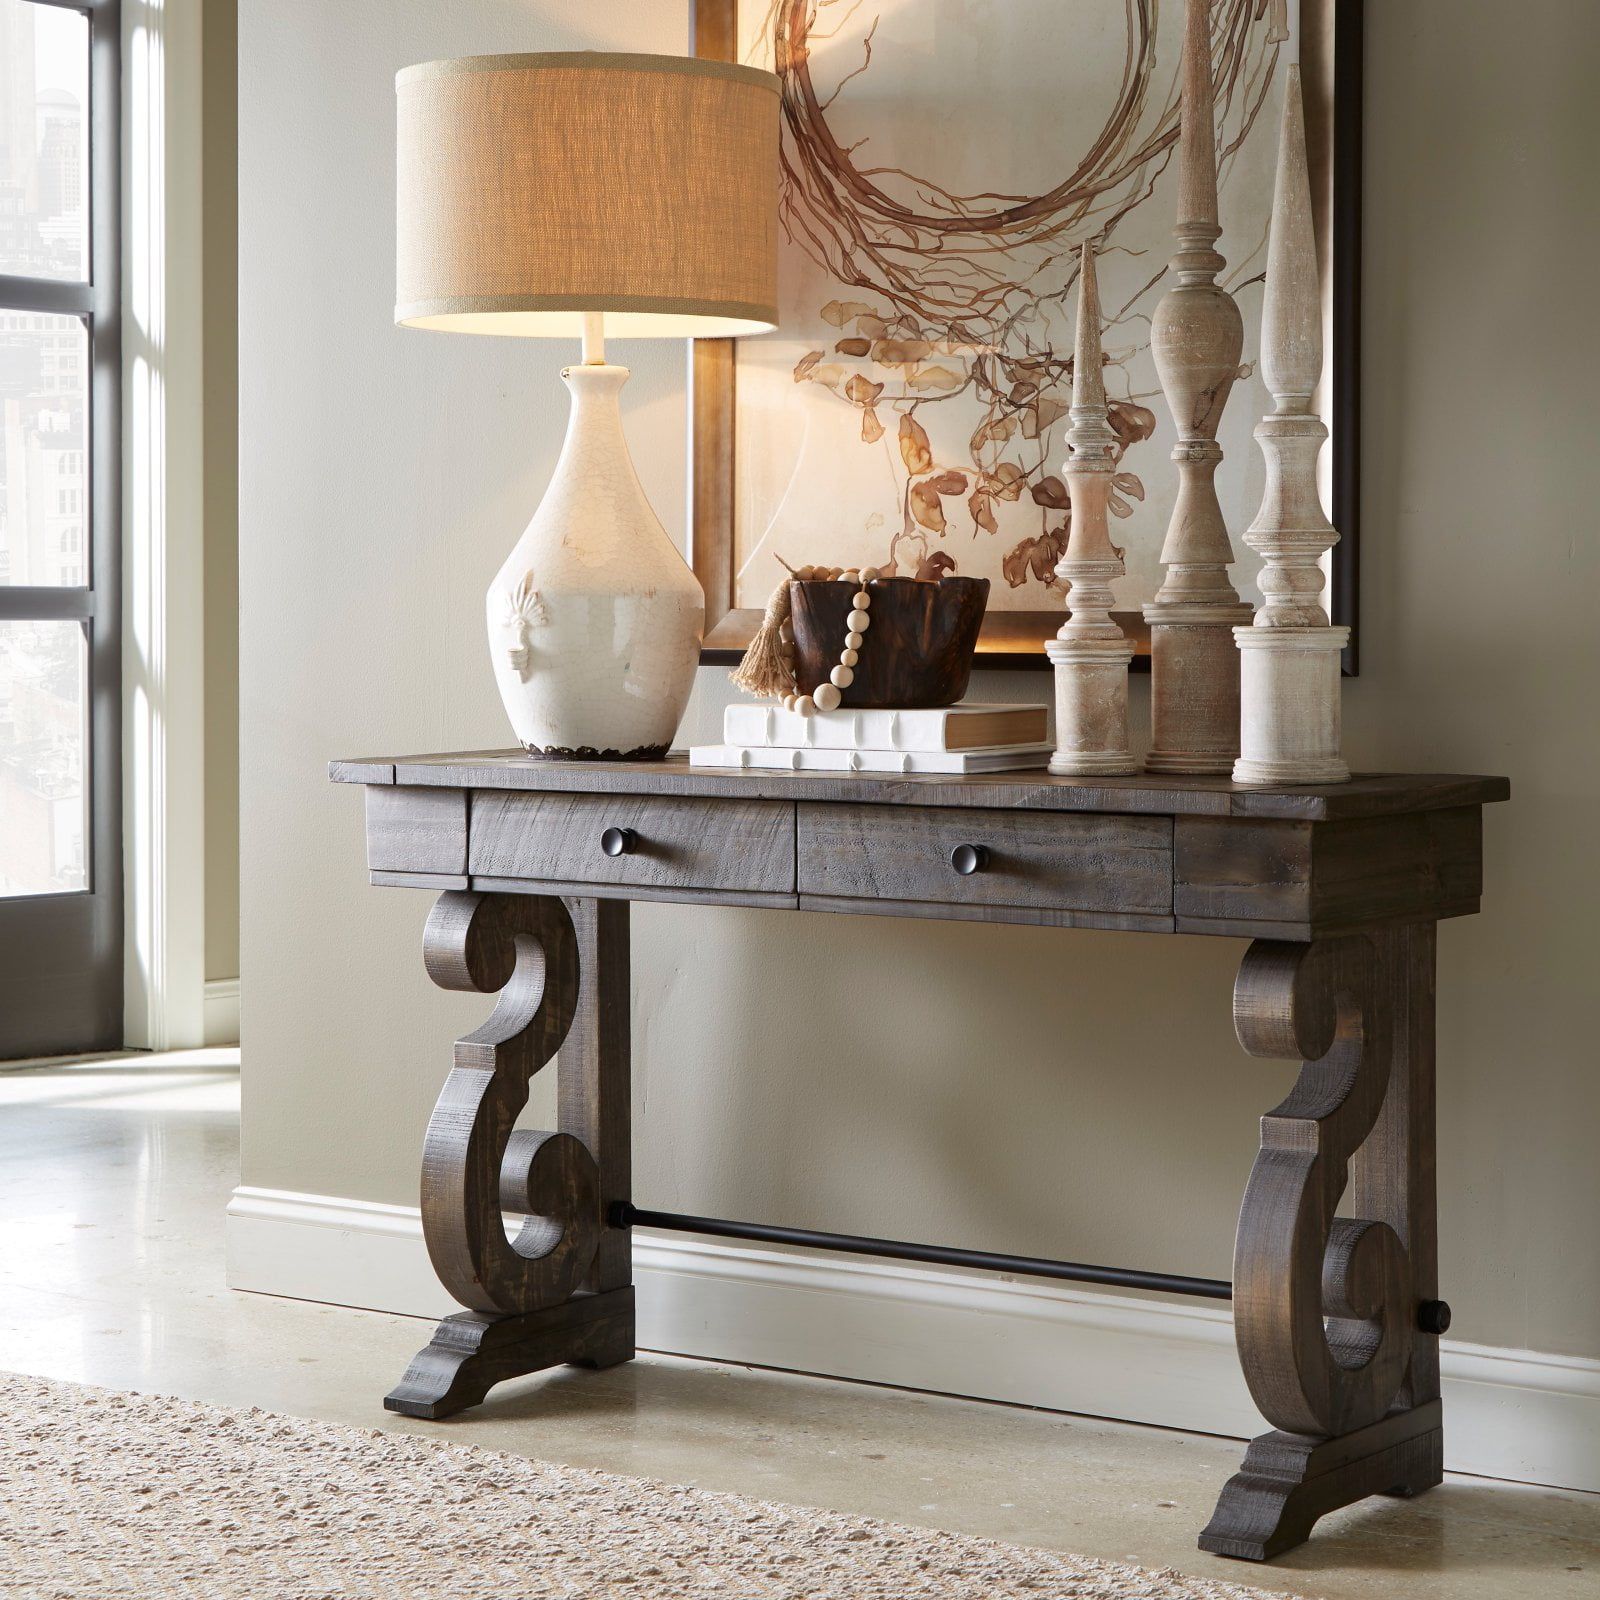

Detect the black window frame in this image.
[0,0,122,1058]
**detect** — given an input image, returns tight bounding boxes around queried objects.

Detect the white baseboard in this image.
[225,1185,1600,1496]
[203,979,240,1046]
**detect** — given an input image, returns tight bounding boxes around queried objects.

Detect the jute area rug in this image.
[0,1372,1300,1600]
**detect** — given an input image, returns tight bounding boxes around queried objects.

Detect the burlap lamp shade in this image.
[395,52,780,338]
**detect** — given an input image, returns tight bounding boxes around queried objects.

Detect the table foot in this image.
[388,893,633,1420]
[1199,1400,1442,1560]
[385,1287,636,1420]
[1211,928,1442,1560]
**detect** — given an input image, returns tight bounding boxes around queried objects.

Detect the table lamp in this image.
[395,52,779,759]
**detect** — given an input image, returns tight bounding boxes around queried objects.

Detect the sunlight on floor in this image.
[0,1049,240,1112]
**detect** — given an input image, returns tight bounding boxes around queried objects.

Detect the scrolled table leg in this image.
[385,891,634,1419]
[1200,926,1444,1561]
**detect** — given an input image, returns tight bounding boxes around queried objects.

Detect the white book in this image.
[689,742,1055,775]
[723,700,1050,753]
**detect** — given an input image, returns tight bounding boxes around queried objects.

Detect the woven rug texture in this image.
[0,1372,1301,1599]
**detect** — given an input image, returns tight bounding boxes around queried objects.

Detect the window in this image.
[0,0,121,1057]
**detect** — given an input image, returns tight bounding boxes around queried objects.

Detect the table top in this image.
[329,751,1509,824]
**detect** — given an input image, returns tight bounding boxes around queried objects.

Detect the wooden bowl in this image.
[789,576,990,709]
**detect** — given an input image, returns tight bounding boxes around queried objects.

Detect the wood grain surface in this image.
[364,784,466,876]
[385,1290,635,1421]
[1199,1400,1442,1561]
[560,898,633,1297]
[468,789,796,895]
[798,803,1171,917]
[789,577,989,708]
[331,752,1508,825]
[383,891,637,1419]
[415,892,596,1317]
[343,764,1504,940]
[343,728,1471,1560]
[1173,808,1483,935]
[1201,926,1443,1558]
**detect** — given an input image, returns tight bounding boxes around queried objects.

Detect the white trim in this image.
[122,0,208,1050]
[225,1185,1600,1496]
[202,978,240,1045]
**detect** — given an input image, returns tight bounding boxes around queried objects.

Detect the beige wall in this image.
[204,0,240,982]
[238,0,1600,1364]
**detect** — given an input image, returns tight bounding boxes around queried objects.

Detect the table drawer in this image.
[469,789,795,896]
[797,802,1172,921]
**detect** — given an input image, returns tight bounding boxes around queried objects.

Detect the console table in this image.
[330,751,1507,1561]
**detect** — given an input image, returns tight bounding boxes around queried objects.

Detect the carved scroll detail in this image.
[1231,937,1414,1438]
[418,891,601,1315]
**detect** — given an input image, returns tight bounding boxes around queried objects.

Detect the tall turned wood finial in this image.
[1070,241,1110,418]
[1061,242,1120,611]
[1143,0,1253,775]
[1250,63,1334,630]
[1233,66,1350,786]
[1047,242,1135,776]
[1176,0,1223,257]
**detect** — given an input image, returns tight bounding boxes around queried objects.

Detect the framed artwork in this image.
[691,0,1362,670]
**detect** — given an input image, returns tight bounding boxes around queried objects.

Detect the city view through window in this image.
[1,1,91,896]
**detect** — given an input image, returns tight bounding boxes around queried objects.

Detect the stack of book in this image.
[691,702,1053,774]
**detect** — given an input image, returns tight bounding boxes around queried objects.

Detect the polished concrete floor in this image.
[0,1054,1593,1600]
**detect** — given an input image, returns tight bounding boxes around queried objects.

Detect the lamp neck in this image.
[557,361,632,460]
[582,311,606,365]
[551,361,645,528]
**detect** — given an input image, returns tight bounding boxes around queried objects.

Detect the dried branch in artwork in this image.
[760,0,1283,592]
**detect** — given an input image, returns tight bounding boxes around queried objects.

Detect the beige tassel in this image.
[730,574,797,698]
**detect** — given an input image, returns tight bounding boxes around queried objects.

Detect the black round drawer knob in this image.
[600,827,637,858]
[950,843,989,876]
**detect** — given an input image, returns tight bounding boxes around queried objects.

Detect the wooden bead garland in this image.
[778,566,879,716]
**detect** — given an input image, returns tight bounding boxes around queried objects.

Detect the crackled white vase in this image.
[486,362,704,760]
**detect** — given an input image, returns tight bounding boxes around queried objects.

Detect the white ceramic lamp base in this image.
[486,362,704,759]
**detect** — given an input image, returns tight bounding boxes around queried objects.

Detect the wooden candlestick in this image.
[1047,242,1136,775]
[1233,66,1350,785]
[1143,0,1253,775]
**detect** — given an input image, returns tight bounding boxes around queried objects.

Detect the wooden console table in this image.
[330,752,1507,1562]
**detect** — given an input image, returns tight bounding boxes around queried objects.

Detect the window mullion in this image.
[0,587,95,621]
[0,276,94,318]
